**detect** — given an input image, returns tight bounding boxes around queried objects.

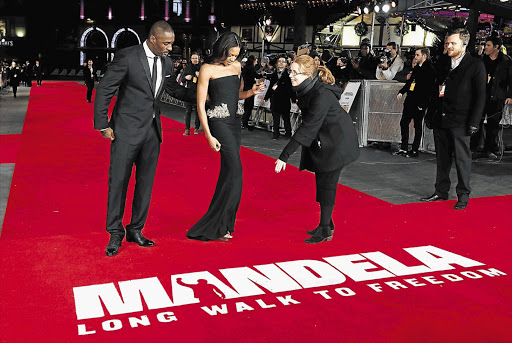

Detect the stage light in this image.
[363,6,369,14]
[382,4,390,12]
[374,4,380,12]
[391,0,397,7]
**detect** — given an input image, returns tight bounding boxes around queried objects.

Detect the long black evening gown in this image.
[186,75,243,241]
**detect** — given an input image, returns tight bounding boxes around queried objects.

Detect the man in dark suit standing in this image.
[395,47,437,157]
[33,60,43,86]
[83,59,98,103]
[264,56,293,140]
[94,21,181,256]
[421,28,486,210]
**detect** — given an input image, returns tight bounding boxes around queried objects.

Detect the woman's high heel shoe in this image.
[304,225,333,244]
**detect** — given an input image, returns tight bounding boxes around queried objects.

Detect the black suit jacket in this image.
[427,53,486,129]
[94,44,188,144]
[399,59,437,109]
[83,66,98,84]
[293,80,360,173]
[264,69,293,114]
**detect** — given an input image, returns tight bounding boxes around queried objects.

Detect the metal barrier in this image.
[349,80,433,151]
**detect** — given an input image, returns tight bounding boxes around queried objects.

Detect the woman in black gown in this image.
[186,32,264,241]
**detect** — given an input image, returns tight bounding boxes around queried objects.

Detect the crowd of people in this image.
[0,60,44,96]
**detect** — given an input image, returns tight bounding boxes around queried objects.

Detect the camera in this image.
[376,48,392,65]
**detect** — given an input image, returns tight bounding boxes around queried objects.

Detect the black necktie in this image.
[152,56,158,95]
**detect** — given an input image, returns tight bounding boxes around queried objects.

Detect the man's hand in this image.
[275,159,286,173]
[101,128,115,141]
[397,93,403,100]
[351,59,359,69]
[378,61,388,69]
[505,98,512,105]
[467,126,478,136]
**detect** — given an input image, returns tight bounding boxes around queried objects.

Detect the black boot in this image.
[304,225,332,244]
[306,220,335,236]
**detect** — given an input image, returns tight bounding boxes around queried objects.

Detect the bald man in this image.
[94,21,186,256]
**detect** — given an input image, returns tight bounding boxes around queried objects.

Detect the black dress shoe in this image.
[305,226,332,244]
[105,234,124,257]
[126,231,155,247]
[420,193,447,202]
[454,199,468,210]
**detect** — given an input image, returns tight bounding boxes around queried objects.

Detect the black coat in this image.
[398,59,437,109]
[264,69,292,115]
[9,68,21,87]
[293,79,360,173]
[242,65,259,91]
[483,52,512,102]
[83,66,98,84]
[94,44,190,144]
[427,53,486,129]
[33,64,42,77]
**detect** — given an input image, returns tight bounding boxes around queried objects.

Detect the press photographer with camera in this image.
[351,41,377,79]
[375,42,404,81]
[334,50,363,90]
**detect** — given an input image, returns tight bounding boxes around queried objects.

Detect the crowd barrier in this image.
[162,80,510,154]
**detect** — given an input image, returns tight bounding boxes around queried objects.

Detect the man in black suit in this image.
[83,59,98,103]
[264,56,293,140]
[395,47,437,157]
[33,60,43,86]
[94,21,185,256]
[421,28,486,210]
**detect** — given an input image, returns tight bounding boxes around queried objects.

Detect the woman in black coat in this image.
[275,55,360,243]
[8,61,21,98]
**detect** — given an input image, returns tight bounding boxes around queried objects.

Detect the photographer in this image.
[375,42,404,81]
[334,50,363,90]
[470,36,512,159]
[351,42,377,79]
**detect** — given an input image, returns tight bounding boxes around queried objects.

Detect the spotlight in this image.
[363,6,369,14]
[382,4,390,12]
[391,0,397,7]
[374,4,380,12]
[357,6,362,14]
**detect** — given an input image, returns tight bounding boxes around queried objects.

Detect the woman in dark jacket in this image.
[8,61,21,98]
[275,55,360,243]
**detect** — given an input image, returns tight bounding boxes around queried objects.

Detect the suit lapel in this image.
[137,45,153,93]
[156,56,168,99]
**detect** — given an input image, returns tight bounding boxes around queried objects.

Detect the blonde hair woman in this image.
[275,55,360,243]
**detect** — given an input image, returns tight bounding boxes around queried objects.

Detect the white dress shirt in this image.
[143,41,162,96]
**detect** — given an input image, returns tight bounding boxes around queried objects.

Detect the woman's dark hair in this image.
[246,55,256,69]
[207,32,244,64]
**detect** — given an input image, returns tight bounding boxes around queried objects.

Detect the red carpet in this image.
[0,82,511,343]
